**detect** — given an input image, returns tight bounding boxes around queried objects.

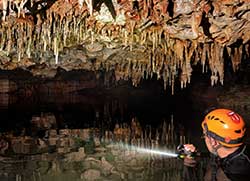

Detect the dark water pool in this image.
[0,75,208,181]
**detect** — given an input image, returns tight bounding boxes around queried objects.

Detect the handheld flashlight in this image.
[176,144,197,159]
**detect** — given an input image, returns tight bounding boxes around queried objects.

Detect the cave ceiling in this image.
[0,0,250,93]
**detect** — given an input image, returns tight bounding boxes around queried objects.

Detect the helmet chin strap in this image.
[211,144,223,156]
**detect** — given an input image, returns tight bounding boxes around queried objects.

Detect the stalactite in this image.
[63,19,69,47]
[218,44,224,85]
[17,23,24,62]
[47,23,52,51]
[209,43,224,86]
[210,43,216,86]
[79,19,86,42]
[0,0,249,92]
[158,29,163,45]
[226,46,231,60]
[6,26,12,56]
[26,24,33,58]
[0,27,6,51]
[85,0,93,16]
[171,78,174,95]
[162,68,168,90]
[2,0,8,22]
[91,30,94,44]
[231,45,243,72]
[179,41,194,88]
[129,21,136,51]
[152,50,156,73]
[78,0,84,9]
[201,44,208,73]
[140,31,146,45]
[142,0,149,19]
[14,0,28,18]
[246,43,250,57]
[174,40,184,68]
[154,50,163,79]
[73,16,77,38]
[42,24,47,52]
[54,34,59,64]
[168,54,177,94]
[152,30,156,52]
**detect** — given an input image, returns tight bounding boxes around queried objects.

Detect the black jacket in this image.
[220,144,250,181]
[182,144,250,181]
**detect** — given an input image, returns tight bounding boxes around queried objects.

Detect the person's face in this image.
[204,133,212,152]
[202,132,219,155]
[203,132,214,153]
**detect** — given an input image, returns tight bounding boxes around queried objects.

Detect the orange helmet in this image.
[201,108,246,147]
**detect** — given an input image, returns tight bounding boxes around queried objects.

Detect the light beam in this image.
[119,144,178,158]
[134,147,178,157]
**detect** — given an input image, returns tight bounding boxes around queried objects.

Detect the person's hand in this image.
[183,144,197,167]
[183,144,196,153]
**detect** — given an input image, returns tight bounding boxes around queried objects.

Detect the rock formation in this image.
[0,0,250,93]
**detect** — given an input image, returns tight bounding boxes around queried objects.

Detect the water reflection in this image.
[0,117,192,181]
[0,77,204,180]
[0,77,178,130]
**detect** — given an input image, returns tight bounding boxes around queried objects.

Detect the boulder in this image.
[81,169,101,180]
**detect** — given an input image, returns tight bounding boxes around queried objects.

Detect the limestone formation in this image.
[0,0,249,93]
